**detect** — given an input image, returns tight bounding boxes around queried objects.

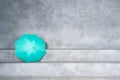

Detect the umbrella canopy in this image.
[15,34,46,62]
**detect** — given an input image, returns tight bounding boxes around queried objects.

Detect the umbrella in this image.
[15,34,46,62]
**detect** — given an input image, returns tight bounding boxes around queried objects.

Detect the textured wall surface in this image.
[0,0,120,80]
[0,0,120,49]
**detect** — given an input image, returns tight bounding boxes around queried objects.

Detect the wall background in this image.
[0,0,120,49]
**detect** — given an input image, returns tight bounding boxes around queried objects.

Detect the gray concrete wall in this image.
[0,0,120,49]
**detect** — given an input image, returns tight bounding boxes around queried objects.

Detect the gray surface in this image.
[0,0,120,49]
[1,50,120,63]
[1,77,120,80]
[1,63,120,77]
[0,0,120,79]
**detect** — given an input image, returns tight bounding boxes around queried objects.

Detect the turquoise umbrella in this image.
[15,34,46,62]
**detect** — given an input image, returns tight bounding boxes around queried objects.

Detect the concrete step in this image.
[0,50,120,63]
[1,50,120,79]
[1,77,120,80]
[1,63,120,77]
